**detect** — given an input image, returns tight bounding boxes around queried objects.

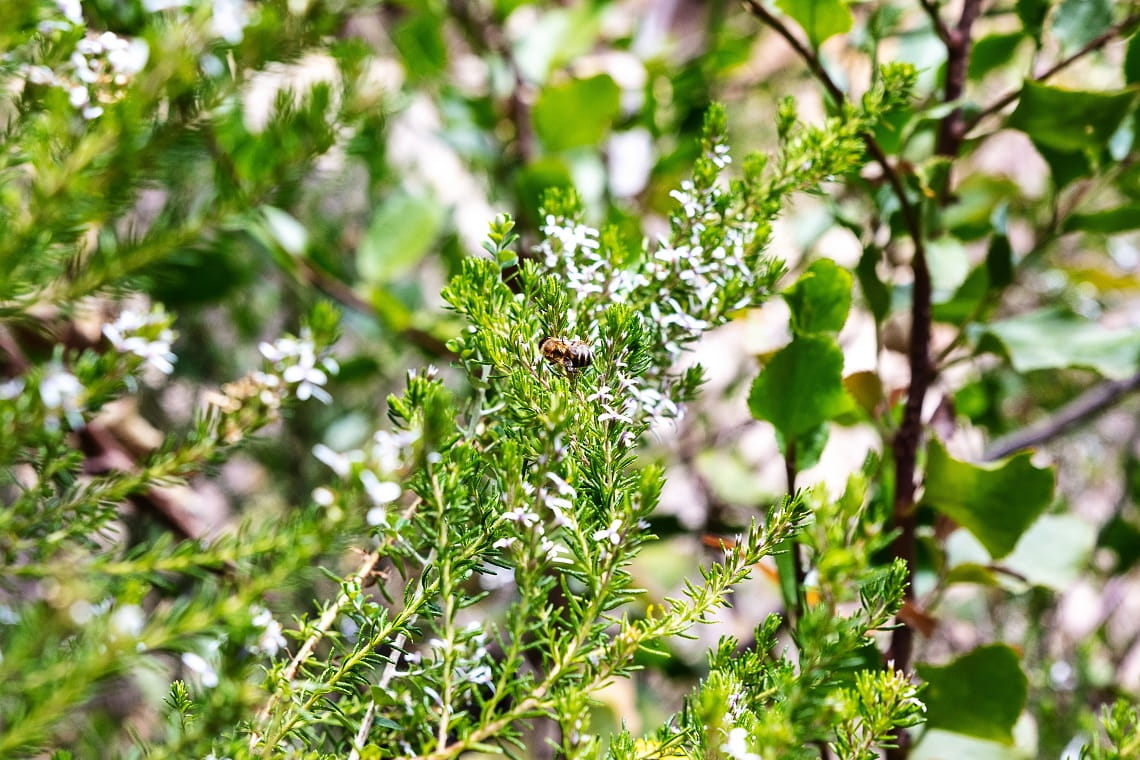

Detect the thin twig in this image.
[963,12,1140,136]
[983,370,1140,461]
[918,0,952,44]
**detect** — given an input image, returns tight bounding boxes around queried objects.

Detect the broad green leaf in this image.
[986,233,1013,289]
[532,75,621,152]
[923,439,1054,559]
[1009,82,1137,153]
[1063,204,1140,234]
[1015,0,1050,41]
[913,729,1025,760]
[917,645,1028,744]
[357,193,441,285]
[1051,0,1112,54]
[775,0,853,49]
[783,258,852,334]
[927,235,970,298]
[748,335,852,440]
[968,32,1027,81]
[983,308,1140,380]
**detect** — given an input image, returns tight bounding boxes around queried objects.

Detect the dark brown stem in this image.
[963,12,1140,137]
[785,440,805,624]
[935,0,983,158]
[983,370,1140,461]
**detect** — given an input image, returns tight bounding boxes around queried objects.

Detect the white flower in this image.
[108,38,149,76]
[68,85,89,107]
[492,537,516,549]
[211,0,249,44]
[720,727,759,760]
[82,105,104,120]
[360,469,401,505]
[54,0,83,24]
[40,367,82,410]
[111,605,145,639]
[311,486,335,506]
[592,519,622,546]
[0,378,24,400]
[181,652,219,688]
[251,607,286,656]
[143,0,190,9]
[465,664,493,685]
[541,537,572,565]
[502,507,539,527]
[312,443,360,478]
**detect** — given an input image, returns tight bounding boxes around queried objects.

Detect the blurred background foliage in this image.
[3,0,1140,757]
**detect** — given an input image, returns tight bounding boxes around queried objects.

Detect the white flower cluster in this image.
[396,621,495,703]
[24,19,149,121]
[312,428,418,527]
[493,458,580,568]
[259,329,338,404]
[103,306,177,375]
[537,137,758,362]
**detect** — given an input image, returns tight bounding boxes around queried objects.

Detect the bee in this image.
[539,336,593,373]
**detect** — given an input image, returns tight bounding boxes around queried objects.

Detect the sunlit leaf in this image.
[748,335,853,440]
[783,258,852,334]
[917,645,1028,744]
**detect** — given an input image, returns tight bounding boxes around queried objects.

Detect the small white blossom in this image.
[110,605,145,639]
[181,651,219,688]
[143,0,190,9]
[492,537,517,549]
[40,366,82,411]
[592,519,622,546]
[360,469,401,505]
[54,0,83,24]
[0,378,24,400]
[251,607,286,656]
[720,727,760,760]
[312,443,360,478]
[541,537,572,565]
[211,0,249,44]
[502,507,539,527]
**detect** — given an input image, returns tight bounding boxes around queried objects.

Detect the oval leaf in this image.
[775,0,853,49]
[917,645,1028,744]
[532,75,621,152]
[783,258,852,335]
[748,334,852,440]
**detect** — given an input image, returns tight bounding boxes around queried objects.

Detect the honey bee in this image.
[539,336,593,373]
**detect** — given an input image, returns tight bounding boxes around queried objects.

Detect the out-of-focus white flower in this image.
[108,38,149,76]
[68,85,89,107]
[360,469,401,505]
[282,345,331,403]
[312,486,335,506]
[250,607,286,656]
[720,727,759,760]
[111,605,145,639]
[312,443,360,478]
[40,366,82,411]
[0,378,24,400]
[181,651,219,688]
[143,0,190,10]
[211,0,249,44]
[54,0,83,24]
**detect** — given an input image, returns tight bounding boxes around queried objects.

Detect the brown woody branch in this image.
[983,370,1140,461]
[964,12,1140,137]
